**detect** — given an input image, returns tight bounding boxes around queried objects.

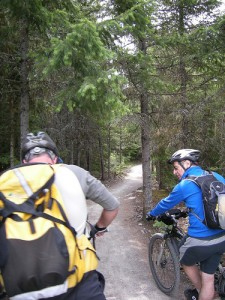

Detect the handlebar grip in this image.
[146,214,156,221]
[157,214,174,225]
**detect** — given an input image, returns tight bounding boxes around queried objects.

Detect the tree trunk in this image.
[20,18,29,158]
[119,125,123,165]
[71,140,74,164]
[9,98,15,167]
[178,4,189,146]
[98,132,105,180]
[107,125,111,179]
[86,147,90,172]
[139,39,152,215]
[140,92,152,215]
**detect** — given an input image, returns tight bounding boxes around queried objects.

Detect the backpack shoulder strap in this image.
[0,164,55,218]
[184,170,211,186]
[185,175,198,182]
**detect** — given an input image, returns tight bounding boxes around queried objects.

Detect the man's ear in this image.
[184,160,192,168]
[53,157,58,164]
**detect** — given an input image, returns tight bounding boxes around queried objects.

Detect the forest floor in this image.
[87,164,192,300]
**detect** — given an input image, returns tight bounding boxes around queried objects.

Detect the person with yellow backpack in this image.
[0,131,119,300]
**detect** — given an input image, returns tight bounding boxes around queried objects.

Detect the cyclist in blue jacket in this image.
[146,149,225,300]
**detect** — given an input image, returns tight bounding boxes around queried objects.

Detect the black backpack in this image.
[186,171,225,229]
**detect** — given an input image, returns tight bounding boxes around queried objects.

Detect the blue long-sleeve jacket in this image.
[149,166,225,238]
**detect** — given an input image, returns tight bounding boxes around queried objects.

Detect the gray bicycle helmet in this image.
[22,131,59,159]
[168,149,200,164]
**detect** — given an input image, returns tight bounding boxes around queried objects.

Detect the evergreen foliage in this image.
[1,0,225,214]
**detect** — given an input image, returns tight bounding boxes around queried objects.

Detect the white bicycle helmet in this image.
[168,149,200,164]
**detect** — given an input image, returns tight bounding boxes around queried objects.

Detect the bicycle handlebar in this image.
[156,208,188,225]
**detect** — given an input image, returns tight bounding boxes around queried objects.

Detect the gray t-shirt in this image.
[65,164,120,211]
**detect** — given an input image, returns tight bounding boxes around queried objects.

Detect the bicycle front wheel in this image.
[148,233,180,296]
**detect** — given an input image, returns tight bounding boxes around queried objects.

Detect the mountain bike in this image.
[147,208,225,299]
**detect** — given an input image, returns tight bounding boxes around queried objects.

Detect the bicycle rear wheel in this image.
[148,233,180,296]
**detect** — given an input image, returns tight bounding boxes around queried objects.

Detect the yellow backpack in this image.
[0,163,98,299]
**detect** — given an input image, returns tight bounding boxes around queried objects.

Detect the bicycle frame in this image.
[158,215,185,255]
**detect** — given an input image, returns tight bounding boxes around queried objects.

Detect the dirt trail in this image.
[87,165,173,300]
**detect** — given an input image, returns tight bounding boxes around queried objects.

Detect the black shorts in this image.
[179,233,225,274]
[46,270,106,300]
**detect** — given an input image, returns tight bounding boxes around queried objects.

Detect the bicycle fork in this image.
[155,240,166,267]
